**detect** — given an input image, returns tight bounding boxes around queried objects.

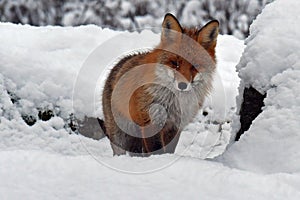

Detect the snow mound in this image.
[0,24,118,156]
[236,0,299,93]
[221,0,300,173]
[1,1,300,198]
[1,150,300,200]
[0,22,243,158]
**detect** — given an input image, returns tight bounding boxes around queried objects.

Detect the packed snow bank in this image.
[1,150,300,200]
[0,22,243,158]
[0,24,117,155]
[1,1,300,198]
[220,0,300,173]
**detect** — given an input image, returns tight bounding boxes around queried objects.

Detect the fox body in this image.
[102,13,219,156]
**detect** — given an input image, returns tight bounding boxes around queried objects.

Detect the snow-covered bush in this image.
[0,0,63,25]
[220,0,300,173]
[0,0,273,39]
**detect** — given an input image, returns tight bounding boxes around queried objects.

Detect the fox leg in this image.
[110,136,126,156]
[110,141,126,156]
[138,124,165,155]
[107,121,147,156]
[159,124,180,154]
[141,127,151,154]
[160,130,180,154]
[110,130,142,156]
[106,123,127,156]
[140,124,179,155]
[111,136,143,156]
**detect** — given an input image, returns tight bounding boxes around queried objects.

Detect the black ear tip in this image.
[199,19,219,33]
[164,13,177,20]
[209,19,219,27]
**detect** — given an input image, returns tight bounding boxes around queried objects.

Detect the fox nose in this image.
[178,82,188,90]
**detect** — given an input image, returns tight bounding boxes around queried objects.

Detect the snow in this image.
[1,150,300,200]
[0,0,272,39]
[220,0,300,174]
[236,0,300,93]
[0,21,243,159]
[1,0,300,197]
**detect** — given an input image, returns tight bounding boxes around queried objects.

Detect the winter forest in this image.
[1,0,300,199]
[0,0,273,39]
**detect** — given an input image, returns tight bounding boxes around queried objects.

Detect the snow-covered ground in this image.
[1,150,300,200]
[1,0,300,198]
[0,22,242,159]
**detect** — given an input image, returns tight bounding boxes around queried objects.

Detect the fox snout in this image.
[178,82,188,90]
[175,80,191,91]
[170,68,193,91]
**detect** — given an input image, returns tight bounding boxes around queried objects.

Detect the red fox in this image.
[101,13,219,156]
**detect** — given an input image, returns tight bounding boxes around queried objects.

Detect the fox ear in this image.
[197,20,219,51]
[161,13,183,42]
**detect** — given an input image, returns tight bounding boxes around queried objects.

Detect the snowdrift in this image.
[0,23,243,158]
[221,0,300,174]
[1,0,300,198]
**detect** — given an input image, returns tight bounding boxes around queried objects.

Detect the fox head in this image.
[155,13,219,92]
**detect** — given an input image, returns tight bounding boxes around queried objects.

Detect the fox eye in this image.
[171,60,179,68]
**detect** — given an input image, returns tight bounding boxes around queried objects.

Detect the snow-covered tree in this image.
[0,0,274,39]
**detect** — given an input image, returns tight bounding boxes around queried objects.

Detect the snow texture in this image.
[1,0,300,198]
[1,150,300,200]
[0,22,243,159]
[221,0,300,174]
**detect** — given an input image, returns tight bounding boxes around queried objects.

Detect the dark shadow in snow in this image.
[235,86,266,141]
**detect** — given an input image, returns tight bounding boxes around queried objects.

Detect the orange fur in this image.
[102,13,219,156]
